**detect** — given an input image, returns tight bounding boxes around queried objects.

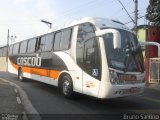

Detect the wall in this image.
[146,26,160,58]
[137,25,160,83]
[0,46,7,71]
[137,28,146,42]
[0,57,7,71]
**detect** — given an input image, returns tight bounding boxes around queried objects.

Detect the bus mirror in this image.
[113,32,121,49]
[96,29,121,49]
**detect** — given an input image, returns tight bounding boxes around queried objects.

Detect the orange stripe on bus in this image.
[10,59,60,79]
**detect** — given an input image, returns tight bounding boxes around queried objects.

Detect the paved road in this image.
[0,72,160,120]
[0,79,25,120]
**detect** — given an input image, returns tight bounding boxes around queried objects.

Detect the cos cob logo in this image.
[17,54,41,67]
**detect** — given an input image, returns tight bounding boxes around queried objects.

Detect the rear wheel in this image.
[61,75,73,98]
[18,68,24,82]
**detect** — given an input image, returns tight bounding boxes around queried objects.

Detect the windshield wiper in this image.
[123,41,135,72]
[125,45,144,73]
[123,52,131,72]
[132,47,144,73]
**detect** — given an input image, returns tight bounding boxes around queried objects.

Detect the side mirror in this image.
[96,29,121,49]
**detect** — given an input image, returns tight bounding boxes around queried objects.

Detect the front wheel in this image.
[61,75,73,98]
[18,68,24,82]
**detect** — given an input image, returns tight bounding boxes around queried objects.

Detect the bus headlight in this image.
[110,77,118,84]
[109,70,119,84]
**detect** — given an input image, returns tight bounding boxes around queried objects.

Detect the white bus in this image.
[8,17,145,99]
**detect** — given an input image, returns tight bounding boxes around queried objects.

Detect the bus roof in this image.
[64,17,131,32]
[11,17,132,45]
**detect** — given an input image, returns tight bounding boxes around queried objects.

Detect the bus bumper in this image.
[99,83,145,99]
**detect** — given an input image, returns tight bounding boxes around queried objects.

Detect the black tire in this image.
[18,68,24,82]
[61,75,73,98]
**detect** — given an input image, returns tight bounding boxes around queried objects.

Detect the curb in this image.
[0,78,42,120]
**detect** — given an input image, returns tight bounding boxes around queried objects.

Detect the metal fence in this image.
[149,58,160,84]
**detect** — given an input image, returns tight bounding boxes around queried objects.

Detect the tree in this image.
[146,0,160,25]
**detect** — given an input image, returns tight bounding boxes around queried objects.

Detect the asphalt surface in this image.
[0,72,160,120]
[0,78,26,120]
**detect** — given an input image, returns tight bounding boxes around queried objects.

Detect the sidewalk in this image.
[145,83,160,91]
[145,83,160,94]
[0,78,26,120]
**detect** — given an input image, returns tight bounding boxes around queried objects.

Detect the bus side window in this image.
[13,43,20,54]
[60,29,72,50]
[44,33,54,51]
[27,38,36,53]
[35,37,40,52]
[53,29,71,51]
[19,41,28,54]
[76,23,101,79]
[39,36,46,52]
[84,38,100,78]
[9,45,13,55]
[54,32,61,51]
[77,23,95,43]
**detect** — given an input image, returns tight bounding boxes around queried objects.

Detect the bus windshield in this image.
[103,29,144,72]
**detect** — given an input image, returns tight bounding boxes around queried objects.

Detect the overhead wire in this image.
[115,8,146,20]
[114,0,148,27]
[49,0,108,27]
[125,16,145,24]
[52,0,106,21]
[117,0,135,24]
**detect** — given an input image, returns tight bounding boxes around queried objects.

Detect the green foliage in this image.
[146,0,160,25]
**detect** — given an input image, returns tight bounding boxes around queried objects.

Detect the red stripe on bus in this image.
[10,59,60,79]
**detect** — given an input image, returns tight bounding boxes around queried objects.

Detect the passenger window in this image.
[77,23,95,43]
[9,45,13,55]
[54,32,61,51]
[37,34,54,52]
[44,33,54,51]
[60,29,72,50]
[19,41,28,53]
[39,36,46,52]
[27,38,36,53]
[76,23,101,79]
[84,38,101,78]
[13,43,20,54]
[53,29,72,51]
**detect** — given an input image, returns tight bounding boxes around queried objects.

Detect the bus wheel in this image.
[18,68,24,82]
[61,75,73,98]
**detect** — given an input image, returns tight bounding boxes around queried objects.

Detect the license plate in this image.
[118,75,136,81]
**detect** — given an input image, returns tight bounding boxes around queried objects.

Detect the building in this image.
[137,25,160,83]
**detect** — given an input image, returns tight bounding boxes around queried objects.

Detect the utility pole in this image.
[6,29,16,71]
[134,0,138,35]
[6,29,9,71]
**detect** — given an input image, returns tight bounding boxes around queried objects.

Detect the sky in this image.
[0,0,149,47]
